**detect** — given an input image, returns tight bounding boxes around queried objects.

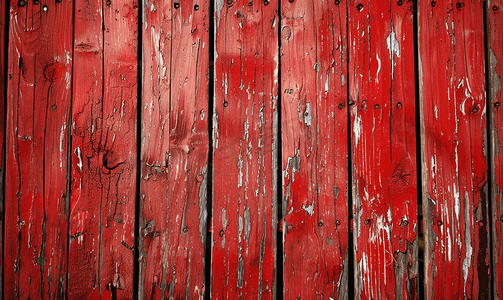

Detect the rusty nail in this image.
[194,4,199,10]
[357,3,364,11]
[338,103,345,110]
[456,2,464,9]
[364,219,371,225]
[264,0,269,5]
[431,1,436,7]
[493,5,499,11]
[288,224,294,230]
[116,217,122,223]
[494,102,500,108]
[398,0,403,5]
[183,226,189,233]
[219,229,224,237]
[397,102,402,108]
[437,220,442,226]
[174,2,180,8]
[374,104,380,109]
[472,107,479,113]
[18,0,26,6]
[318,221,324,227]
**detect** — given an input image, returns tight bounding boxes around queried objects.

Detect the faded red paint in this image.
[349,0,418,299]
[4,0,73,298]
[419,0,490,299]
[489,0,503,299]
[212,0,278,298]
[281,0,349,298]
[0,1,6,295]
[139,0,210,298]
[69,0,138,298]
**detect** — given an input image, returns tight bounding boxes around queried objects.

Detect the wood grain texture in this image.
[139,0,210,298]
[4,0,73,298]
[280,0,349,298]
[212,0,278,298]
[69,0,138,298]
[349,1,418,299]
[488,0,503,299]
[0,0,6,295]
[419,0,490,298]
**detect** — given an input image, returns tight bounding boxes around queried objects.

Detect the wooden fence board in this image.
[349,0,418,299]
[4,0,73,298]
[0,0,7,295]
[280,0,349,298]
[418,0,490,298]
[138,0,172,298]
[69,0,138,298]
[488,0,503,299]
[139,0,210,298]
[212,0,279,298]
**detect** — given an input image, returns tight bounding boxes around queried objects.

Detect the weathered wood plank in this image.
[138,0,172,298]
[0,0,7,295]
[349,1,418,299]
[488,0,503,298]
[419,0,490,298]
[280,0,349,298]
[139,0,210,298]
[4,0,73,298]
[212,0,278,298]
[69,0,138,298]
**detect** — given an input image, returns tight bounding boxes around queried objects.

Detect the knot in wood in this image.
[44,62,61,82]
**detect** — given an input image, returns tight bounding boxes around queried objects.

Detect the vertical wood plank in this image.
[138,0,172,298]
[139,0,210,298]
[419,0,490,298]
[5,0,73,298]
[280,0,349,298]
[0,0,7,295]
[212,0,278,298]
[69,0,139,297]
[488,0,503,298]
[349,0,418,298]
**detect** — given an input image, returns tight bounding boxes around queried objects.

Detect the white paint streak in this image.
[75,147,83,172]
[376,53,381,83]
[301,202,314,217]
[386,23,400,80]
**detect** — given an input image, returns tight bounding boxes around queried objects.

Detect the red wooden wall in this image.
[0,0,502,299]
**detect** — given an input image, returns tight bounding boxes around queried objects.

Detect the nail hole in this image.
[364,219,371,225]
[494,102,500,108]
[194,4,199,10]
[338,103,345,110]
[357,3,364,11]
[219,229,224,237]
[288,224,294,230]
[33,0,39,4]
[183,226,189,233]
[174,2,180,8]
[227,0,233,5]
[223,101,228,107]
[397,102,402,108]
[431,1,436,7]
[335,220,341,226]
[106,0,111,5]
[456,2,464,8]
[335,0,340,4]
[288,0,294,2]
[318,221,323,227]
[398,0,403,5]
[493,5,499,11]
[437,220,442,226]
[403,220,409,226]
[116,218,122,223]
[56,0,62,3]
[264,0,269,5]
[472,107,479,113]
[18,0,26,6]
[374,104,380,109]
[478,221,484,227]
[500,215,503,221]
[348,99,355,106]
[43,5,48,11]
[248,1,253,6]
[52,105,57,110]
